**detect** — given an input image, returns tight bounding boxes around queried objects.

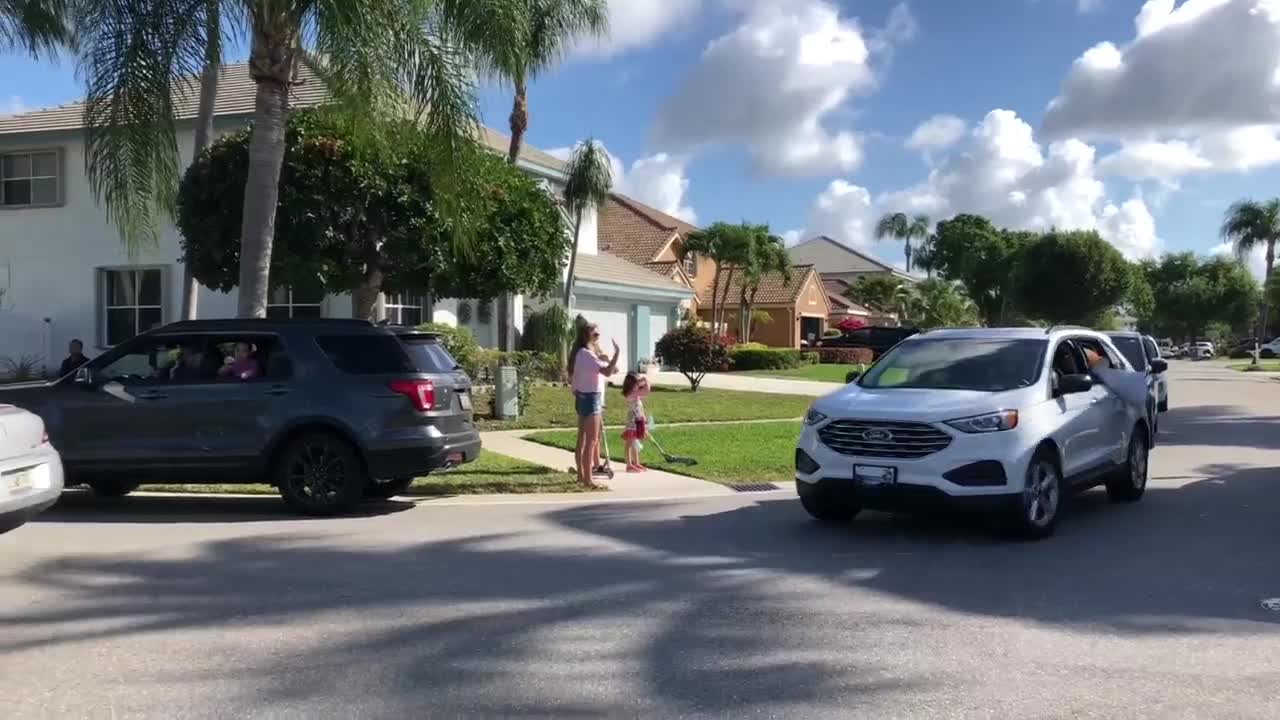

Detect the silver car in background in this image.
[0,404,64,534]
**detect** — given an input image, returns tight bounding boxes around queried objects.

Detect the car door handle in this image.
[136,391,168,401]
[265,385,292,397]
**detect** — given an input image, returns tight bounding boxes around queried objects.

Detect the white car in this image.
[795,328,1159,539]
[1260,338,1280,359]
[0,404,64,534]
[1193,341,1215,360]
[1106,331,1169,421]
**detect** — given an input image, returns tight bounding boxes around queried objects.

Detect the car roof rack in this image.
[1044,324,1093,335]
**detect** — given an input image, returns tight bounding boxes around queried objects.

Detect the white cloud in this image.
[550,144,698,224]
[1210,240,1269,280]
[1077,0,1106,12]
[0,96,26,117]
[1043,0,1280,140]
[654,0,905,176]
[1097,140,1213,181]
[905,114,968,153]
[574,0,704,57]
[797,109,1161,262]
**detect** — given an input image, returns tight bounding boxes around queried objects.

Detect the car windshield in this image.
[1109,335,1146,369]
[858,338,1047,392]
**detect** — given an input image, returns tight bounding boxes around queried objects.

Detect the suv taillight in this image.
[389,379,435,411]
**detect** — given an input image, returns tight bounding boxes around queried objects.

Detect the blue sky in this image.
[4,0,1278,275]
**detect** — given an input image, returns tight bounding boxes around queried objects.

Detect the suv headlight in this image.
[945,410,1018,433]
[804,408,828,426]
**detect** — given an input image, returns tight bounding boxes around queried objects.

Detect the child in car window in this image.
[218,342,260,381]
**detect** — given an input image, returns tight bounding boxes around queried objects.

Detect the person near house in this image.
[621,372,651,473]
[568,323,619,489]
[58,339,89,378]
[218,342,261,381]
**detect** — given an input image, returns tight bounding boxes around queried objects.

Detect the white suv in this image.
[795,328,1161,539]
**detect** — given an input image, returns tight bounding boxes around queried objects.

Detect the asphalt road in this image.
[2,362,1278,719]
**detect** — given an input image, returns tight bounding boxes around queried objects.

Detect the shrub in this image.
[521,304,571,355]
[822,328,841,339]
[729,347,803,371]
[474,350,560,418]
[654,324,730,392]
[814,347,874,365]
[836,317,866,333]
[416,323,482,377]
[0,354,44,383]
[801,352,821,365]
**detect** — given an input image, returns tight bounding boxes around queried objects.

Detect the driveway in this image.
[1,362,1278,718]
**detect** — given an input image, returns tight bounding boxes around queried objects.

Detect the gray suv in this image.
[0,319,481,515]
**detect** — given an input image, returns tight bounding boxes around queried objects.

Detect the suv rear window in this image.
[316,335,414,375]
[398,335,461,373]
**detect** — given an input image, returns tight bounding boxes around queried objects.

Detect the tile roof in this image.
[598,193,698,266]
[574,252,693,294]
[698,265,820,307]
[0,62,566,172]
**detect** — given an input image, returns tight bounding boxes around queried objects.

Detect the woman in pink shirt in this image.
[568,322,619,488]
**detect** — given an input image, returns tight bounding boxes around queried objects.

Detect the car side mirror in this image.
[73,367,94,386]
[1149,359,1168,374]
[1057,373,1093,395]
[845,370,861,384]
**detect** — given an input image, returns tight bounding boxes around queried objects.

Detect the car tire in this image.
[87,477,140,498]
[1013,447,1062,540]
[1106,426,1149,503]
[797,482,861,523]
[275,432,366,516]
[364,477,414,500]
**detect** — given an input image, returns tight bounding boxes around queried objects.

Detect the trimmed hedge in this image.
[814,347,874,365]
[729,346,804,371]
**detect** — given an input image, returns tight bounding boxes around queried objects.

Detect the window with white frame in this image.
[384,293,425,326]
[1,150,60,207]
[101,268,164,346]
[267,285,324,319]
[683,251,697,278]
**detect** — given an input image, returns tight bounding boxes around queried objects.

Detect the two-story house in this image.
[0,64,689,375]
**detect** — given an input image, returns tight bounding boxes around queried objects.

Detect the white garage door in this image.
[648,311,670,364]
[576,300,630,378]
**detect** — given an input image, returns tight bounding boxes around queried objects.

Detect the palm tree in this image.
[561,138,612,306]
[1220,198,1280,364]
[738,228,789,343]
[1,0,69,57]
[77,0,494,318]
[874,212,931,274]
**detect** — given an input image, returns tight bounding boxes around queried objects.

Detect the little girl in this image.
[621,372,651,473]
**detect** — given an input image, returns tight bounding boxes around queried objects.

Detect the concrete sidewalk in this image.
[482,430,735,500]
[652,371,836,397]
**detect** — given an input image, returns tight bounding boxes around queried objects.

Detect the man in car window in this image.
[59,339,90,377]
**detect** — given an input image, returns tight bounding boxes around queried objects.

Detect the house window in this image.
[683,251,697,278]
[101,268,164,346]
[808,285,818,304]
[267,285,324,319]
[1,150,60,207]
[384,293,424,326]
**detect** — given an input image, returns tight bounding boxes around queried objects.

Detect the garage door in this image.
[575,299,630,378]
[647,311,670,364]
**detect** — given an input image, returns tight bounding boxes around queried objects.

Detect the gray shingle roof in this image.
[574,252,693,295]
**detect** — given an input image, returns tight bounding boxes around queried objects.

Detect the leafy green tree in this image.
[654,324,729,392]
[874,212,931,273]
[1012,230,1131,325]
[177,109,568,318]
[680,222,756,333]
[1137,252,1257,339]
[562,138,613,306]
[77,0,520,318]
[1221,198,1280,360]
[903,279,979,329]
[929,214,1032,325]
[846,275,909,317]
[736,225,790,343]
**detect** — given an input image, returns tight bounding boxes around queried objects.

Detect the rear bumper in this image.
[796,477,1020,516]
[0,453,65,534]
[365,426,482,479]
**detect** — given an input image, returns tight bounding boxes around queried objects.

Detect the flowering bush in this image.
[836,317,866,333]
[655,324,731,392]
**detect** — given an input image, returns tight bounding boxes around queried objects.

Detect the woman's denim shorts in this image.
[574,391,603,418]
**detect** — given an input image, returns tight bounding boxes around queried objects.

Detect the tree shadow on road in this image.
[35,490,416,524]
[1157,405,1280,450]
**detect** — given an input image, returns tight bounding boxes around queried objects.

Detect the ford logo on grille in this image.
[862,429,894,442]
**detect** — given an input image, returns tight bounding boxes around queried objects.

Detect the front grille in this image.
[818,419,952,459]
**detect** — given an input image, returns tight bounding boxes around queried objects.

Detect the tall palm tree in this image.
[1,0,69,57]
[738,228,789,343]
[1220,198,1280,363]
[77,0,491,318]
[874,212,931,274]
[561,138,612,307]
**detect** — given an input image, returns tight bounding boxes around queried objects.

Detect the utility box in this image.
[494,365,520,419]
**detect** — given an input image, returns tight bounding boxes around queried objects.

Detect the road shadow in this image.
[35,490,415,524]
[1158,405,1280,450]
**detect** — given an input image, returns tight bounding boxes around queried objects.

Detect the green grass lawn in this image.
[1228,360,1280,372]
[526,420,800,486]
[736,363,864,383]
[474,384,812,431]
[140,451,586,496]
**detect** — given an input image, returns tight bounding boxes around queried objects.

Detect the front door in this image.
[800,317,823,346]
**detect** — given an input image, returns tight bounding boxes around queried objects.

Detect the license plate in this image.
[854,464,895,486]
[5,468,33,492]
[458,393,472,411]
